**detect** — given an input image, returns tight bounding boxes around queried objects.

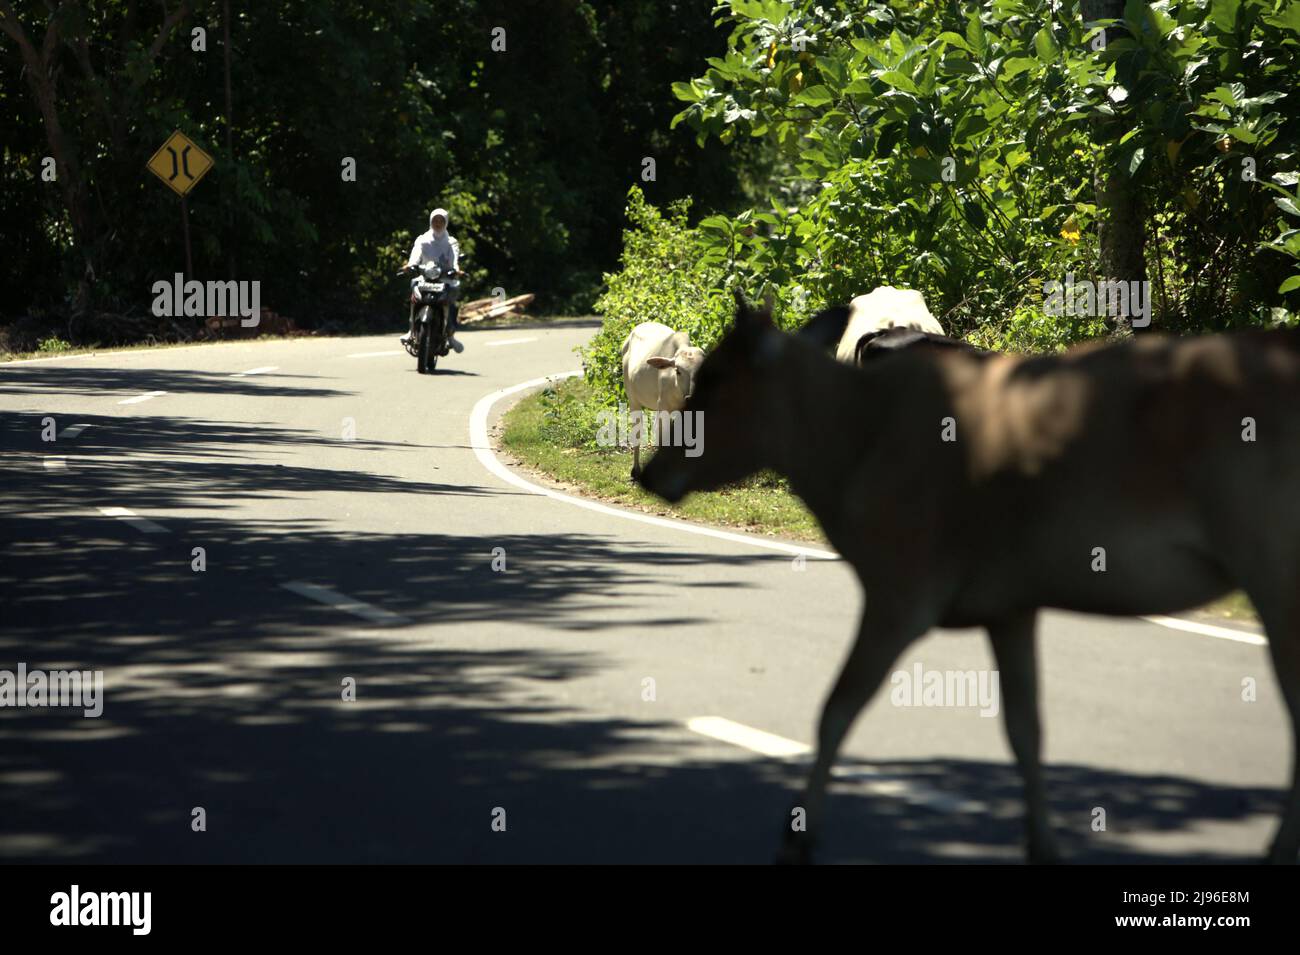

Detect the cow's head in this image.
[638,295,781,503]
[646,345,706,405]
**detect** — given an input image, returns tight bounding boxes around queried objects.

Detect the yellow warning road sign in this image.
[147,131,214,196]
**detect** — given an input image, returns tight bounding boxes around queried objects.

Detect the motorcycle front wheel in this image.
[417,322,436,374]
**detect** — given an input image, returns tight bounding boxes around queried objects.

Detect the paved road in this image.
[0,322,1288,863]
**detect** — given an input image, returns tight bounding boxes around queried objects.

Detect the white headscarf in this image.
[408,207,458,270]
[429,208,449,239]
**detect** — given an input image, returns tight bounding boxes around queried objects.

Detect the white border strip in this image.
[469,371,837,560]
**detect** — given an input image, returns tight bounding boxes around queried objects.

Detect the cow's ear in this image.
[743,300,774,332]
[798,305,851,350]
[732,289,772,328]
[646,356,675,368]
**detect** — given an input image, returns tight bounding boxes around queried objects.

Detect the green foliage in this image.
[0,0,747,326]
[613,0,1300,353]
[36,336,73,353]
[583,187,734,405]
[964,305,1108,353]
[537,382,606,451]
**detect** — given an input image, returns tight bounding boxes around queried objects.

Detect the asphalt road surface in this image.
[0,321,1288,863]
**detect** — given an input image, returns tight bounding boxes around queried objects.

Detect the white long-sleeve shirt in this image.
[407,230,459,271]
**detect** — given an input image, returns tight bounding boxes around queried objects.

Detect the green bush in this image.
[662,0,1300,337]
[537,382,608,451]
[36,336,73,353]
[965,304,1108,353]
[583,187,735,406]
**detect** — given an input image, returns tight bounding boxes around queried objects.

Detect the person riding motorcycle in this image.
[401,207,464,353]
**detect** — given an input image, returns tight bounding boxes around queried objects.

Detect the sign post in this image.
[147,131,214,280]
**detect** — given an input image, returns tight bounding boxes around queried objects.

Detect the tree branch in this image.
[145,1,188,65]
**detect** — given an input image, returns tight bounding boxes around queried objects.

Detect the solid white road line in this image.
[347,350,405,358]
[97,506,168,534]
[117,391,167,405]
[44,457,67,470]
[280,581,411,625]
[58,423,90,439]
[473,372,1268,645]
[485,337,537,348]
[1141,615,1267,646]
[1,352,98,366]
[687,716,983,813]
[470,372,838,561]
[231,366,279,377]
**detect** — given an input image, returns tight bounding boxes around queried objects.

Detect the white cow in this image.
[621,321,706,478]
[835,286,944,363]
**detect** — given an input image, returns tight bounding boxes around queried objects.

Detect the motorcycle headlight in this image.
[422,264,440,281]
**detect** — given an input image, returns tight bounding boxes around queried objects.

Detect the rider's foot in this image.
[449,336,464,353]
[400,331,412,344]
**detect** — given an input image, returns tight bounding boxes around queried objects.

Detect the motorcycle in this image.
[396,261,463,374]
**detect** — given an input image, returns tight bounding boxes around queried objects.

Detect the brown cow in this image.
[640,294,1300,864]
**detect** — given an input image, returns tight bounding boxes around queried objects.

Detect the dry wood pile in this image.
[203,309,298,339]
[458,293,534,324]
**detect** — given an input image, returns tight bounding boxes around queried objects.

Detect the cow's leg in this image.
[1247,585,1300,864]
[631,407,647,480]
[987,610,1060,863]
[778,608,921,864]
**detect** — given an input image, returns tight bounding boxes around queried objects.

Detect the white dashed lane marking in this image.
[687,716,982,813]
[1141,615,1267,646]
[280,581,411,625]
[97,507,168,534]
[230,366,279,377]
[117,391,167,405]
[687,716,810,758]
[485,337,537,348]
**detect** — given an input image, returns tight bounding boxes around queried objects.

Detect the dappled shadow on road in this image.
[0,506,1283,862]
[0,511,1283,862]
[1,411,502,515]
[819,756,1281,864]
[0,382,1284,863]
[0,365,353,400]
[0,497,779,861]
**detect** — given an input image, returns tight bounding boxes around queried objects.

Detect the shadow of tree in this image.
[0,375,1284,863]
[0,511,1281,863]
[0,366,353,399]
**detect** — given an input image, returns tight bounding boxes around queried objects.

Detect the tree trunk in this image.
[0,3,96,311]
[1081,0,1147,337]
[0,1,190,315]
